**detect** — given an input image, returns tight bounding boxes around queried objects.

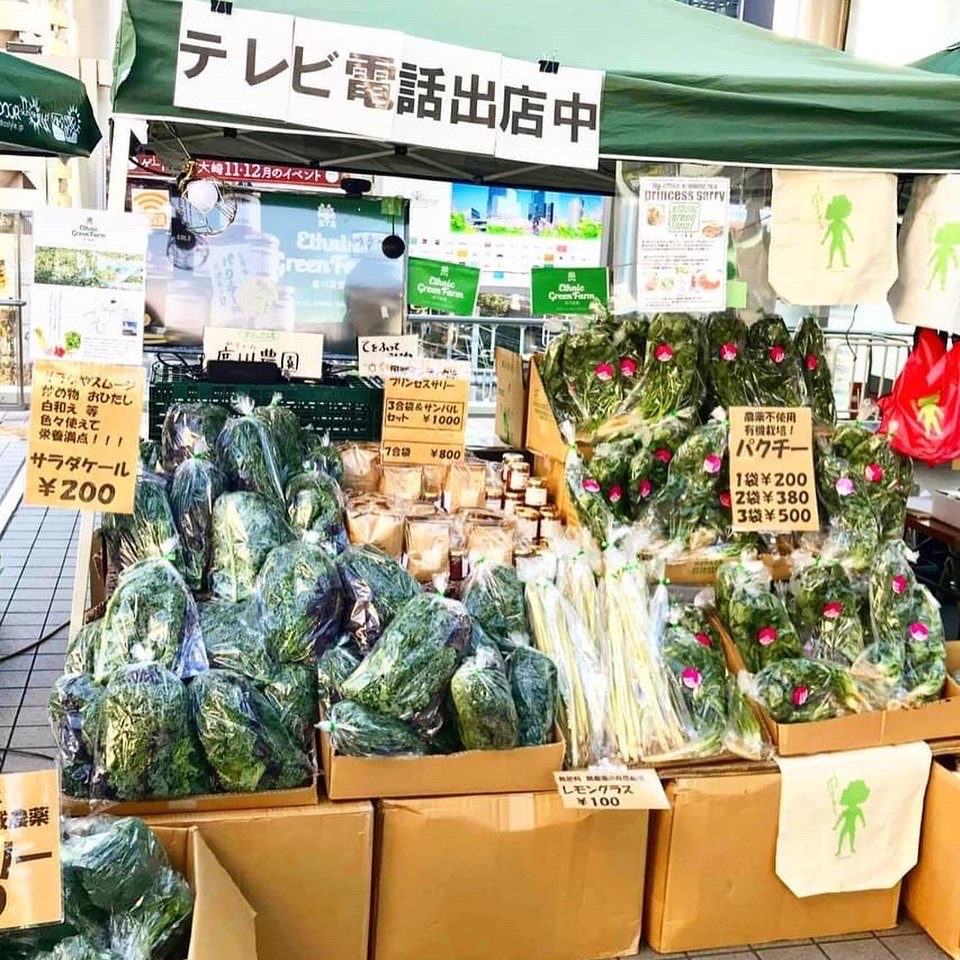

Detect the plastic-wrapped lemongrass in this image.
[555,541,603,659]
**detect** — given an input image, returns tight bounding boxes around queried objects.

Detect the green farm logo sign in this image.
[530,266,608,316]
[407,257,480,317]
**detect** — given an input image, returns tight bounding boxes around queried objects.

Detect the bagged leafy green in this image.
[94,559,206,683]
[253,394,305,484]
[469,622,505,665]
[668,602,718,651]
[788,559,854,640]
[108,866,192,960]
[262,661,318,749]
[588,439,632,519]
[169,456,225,593]
[102,473,181,575]
[537,334,577,427]
[161,401,229,474]
[341,594,471,719]
[336,545,420,654]
[322,699,428,757]
[627,412,695,518]
[461,562,529,649]
[65,618,101,675]
[303,431,344,484]
[286,469,347,553]
[209,491,291,602]
[862,541,914,689]
[706,312,756,409]
[661,625,726,754]
[564,440,619,546]
[612,314,649,382]
[901,585,947,704]
[316,636,362,719]
[139,439,160,473]
[508,645,557,747]
[794,315,836,425]
[49,674,103,799]
[753,658,863,722]
[726,580,803,673]
[747,315,806,407]
[450,647,518,751]
[40,936,122,960]
[197,600,273,681]
[723,676,767,760]
[715,558,770,634]
[93,663,210,801]
[190,669,311,792]
[560,326,622,432]
[216,397,286,506]
[253,539,344,663]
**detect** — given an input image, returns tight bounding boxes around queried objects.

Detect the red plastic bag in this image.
[879,329,960,465]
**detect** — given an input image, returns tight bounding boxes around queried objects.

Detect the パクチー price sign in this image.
[25,361,145,514]
[554,770,669,811]
[381,360,470,466]
[729,406,820,532]
[0,770,62,930]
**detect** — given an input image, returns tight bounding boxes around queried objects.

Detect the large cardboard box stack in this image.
[372,792,648,960]
[645,773,900,953]
[148,802,374,960]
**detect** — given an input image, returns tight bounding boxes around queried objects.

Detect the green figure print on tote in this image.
[821,194,855,269]
[833,779,870,856]
[927,222,960,291]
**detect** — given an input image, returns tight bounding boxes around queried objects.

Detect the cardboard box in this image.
[903,761,960,958]
[525,355,568,462]
[148,802,373,960]
[717,620,960,756]
[645,774,899,953]
[494,346,527,447]
[373,792,648,960]
[320,728,564,800]
[149,826,258,960]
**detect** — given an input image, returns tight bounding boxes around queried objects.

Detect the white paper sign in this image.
[636,177,730,313]
[203,326,324,379]
[554,769,669,811]
[174,1,603,170]
[31,209,148,366]
[358,334,420,377]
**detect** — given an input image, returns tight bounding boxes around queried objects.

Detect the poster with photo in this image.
[31,209,148,366]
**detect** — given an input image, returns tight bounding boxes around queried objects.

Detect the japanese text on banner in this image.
[202,327,325,379]
[173,3,603,169]
[729,406,820,532]
[25,361,145,514]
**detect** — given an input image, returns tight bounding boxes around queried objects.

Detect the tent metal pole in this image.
[69,116,134,638]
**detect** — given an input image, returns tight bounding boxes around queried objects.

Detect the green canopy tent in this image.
[113,0,960,190]
[913,43,960,76]
[0,51,102,156]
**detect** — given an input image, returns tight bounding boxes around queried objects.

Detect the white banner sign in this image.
[358,334,419,377]
[32,209,148,366]
[174,1,603,169]
[203,326,325,379]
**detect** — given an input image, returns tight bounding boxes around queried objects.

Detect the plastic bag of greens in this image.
[321,699,428,757]
[253,393,305,484]
[588,439,632,520]
[253,539,344,663]
[563,435,619,546]
[286,468,347,553]
[102,473,181,576]
[190,669,312,792]
[94,559,207,683]
[50,674,103,799]
[262,662,318,750]
[209,491,291,602]
[508,645,557,747]
[747,315,806,407]
[612,313,649,382]
[169,455,225,593]
[751,658,864,722]
[316,636,362,719]
[341,593,471,719]
[461,561,529,650]
[161,402,229,474]
[37,936,123,960]
[715,556,770,632]
[788,557,855,641]
[216,396,286,506]
[537,333,577,427]
[65,618,101,675]
[93,662,210,801]
[335,545,420,654]
[560,323,622,432]
[626,412,695,519]
[726,578,803,673]
[109,865,193,960]
[706,312,756,409]
[722,676,768,760]
[138,439,160,473]
[794,315,836,425]
[450,646,518,751]
[197,600,273,681]
[303,430,344,484]
[901,584,947,704]
[668,601,718,652]
[858,540,914,691]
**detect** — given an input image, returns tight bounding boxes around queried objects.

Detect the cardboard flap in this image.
[525,356,567,462]
[494,347,527,446]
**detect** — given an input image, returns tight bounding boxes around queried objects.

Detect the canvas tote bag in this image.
[889,174,960,333]
[769,170,898,306]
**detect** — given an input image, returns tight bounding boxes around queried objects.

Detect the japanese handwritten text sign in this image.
[358,335,419,378]
[531,266,608,316]
[554,770,669,811]
[381,359,470,466]
[407,258,481,316]
[26,361,145,515]
[729,406,819,533]
[0,770,62,931]
[174,2,603,170]
[203,327,325,379]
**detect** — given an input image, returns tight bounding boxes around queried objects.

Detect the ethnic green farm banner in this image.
[530,266,608,316]
[407,257,480,316]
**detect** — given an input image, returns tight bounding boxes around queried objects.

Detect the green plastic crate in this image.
[148,362,384,443]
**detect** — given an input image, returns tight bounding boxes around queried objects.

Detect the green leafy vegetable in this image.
[560,326,622,432]
[323,699,428,757]
[747,315,806,407]
[49,674,103,799]
[286,469,347,553]
[108,866,193,960]
[461,562,528,649]
[198,600,273,681]
[316,637,362,719]
[754,658,863,722]
[170,456,225,593]
[725,580,803,672]
[451,647,519,750]
[508,645,557,746]
[161,402,229,474]
[217,399,287,506]
[661,625,727,753]
[102,474,181,575]
[65,619,100,675]
[253,394,305,484]
[794,316,836,424]
[262,662,318,750]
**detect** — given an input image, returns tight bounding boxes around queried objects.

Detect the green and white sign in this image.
[531,266,608,316]
[407,258,480,316]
